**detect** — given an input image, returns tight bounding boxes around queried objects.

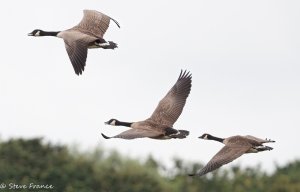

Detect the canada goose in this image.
[101,70,192,140]
[189,133,275,176]
[28,10,120,75]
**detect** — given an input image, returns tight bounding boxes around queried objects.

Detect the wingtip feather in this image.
[101,133,111,139]
[179,69,192,80]
[111,18,121,28]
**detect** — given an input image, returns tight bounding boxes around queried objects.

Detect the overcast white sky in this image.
[0,0,299,172]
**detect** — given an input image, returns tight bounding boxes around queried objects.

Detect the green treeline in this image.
[0,138,299,192]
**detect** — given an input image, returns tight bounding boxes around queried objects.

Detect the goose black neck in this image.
[41,31,60,36]
[208,135,224,143]
[116,121,132,127]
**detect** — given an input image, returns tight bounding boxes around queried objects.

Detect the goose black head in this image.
[199,133,212,140]
[105,119,119,126]
[28,29,43,36]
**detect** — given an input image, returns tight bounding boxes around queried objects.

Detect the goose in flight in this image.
[28,10,120,75]
[189,133,275,176]
[101,70,192,140]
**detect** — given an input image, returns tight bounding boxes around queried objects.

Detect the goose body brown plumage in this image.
[28,10,120,75]
[190,134,275,176]
[101,70,192,140]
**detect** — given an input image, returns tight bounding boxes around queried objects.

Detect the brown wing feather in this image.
[72,10,118,38]
[148,70,192,127]
[103,129,162,140]
[194,145,251,176]
[64,38,89,75]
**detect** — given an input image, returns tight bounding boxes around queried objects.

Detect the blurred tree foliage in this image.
[0,138,299,192]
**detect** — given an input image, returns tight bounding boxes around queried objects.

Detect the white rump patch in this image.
[97,42,110,47]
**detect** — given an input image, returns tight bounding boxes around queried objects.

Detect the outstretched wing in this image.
[64,38,89,75]
[101,129,162,140]
[191,145,251,176]
[148,70,192,127]
[72,10,120,38]
[58,30,95,75]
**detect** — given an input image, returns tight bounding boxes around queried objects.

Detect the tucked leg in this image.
[102,41,118,49]
[256,146,273,152]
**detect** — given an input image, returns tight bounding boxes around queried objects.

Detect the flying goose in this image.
[101,70,192,140]
[28,10,120,75]
[189,133,275,176]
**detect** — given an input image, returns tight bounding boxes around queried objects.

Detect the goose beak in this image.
[28,33,33,36]
[104,121,109,125]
